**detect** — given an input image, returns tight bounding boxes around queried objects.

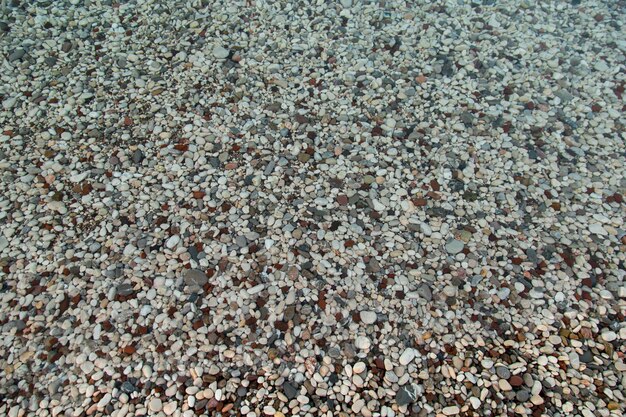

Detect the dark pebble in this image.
[283,381,298,400]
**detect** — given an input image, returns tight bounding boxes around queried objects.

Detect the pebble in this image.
[355,336,371,350]
[282,382,298,400]
[149,398,162,413]
[360,311,377,324]
[445,239,465,255]
[353,361,366,374]
[166,235,180,249]
[212,46,229,59]
[601,331,617,342]
[469,397,481,409]
[163,402,177,416]
[8,48,25,62]
[184,269,208,288]
[498,379,513,391]
[399,349,416,366]
[496,367,511,379]
[396,385,417,406]
[416,283,432,302]
[442,406,460,415]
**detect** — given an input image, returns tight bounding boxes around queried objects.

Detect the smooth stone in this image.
[163,402,177,416]
[469,397,481,409]
[510,375,524,387]
[396,385,417,406]
[589,223,606,235]
[184,269,208,287]
[213,46,229,59]
[416,283,432,301]
[399,349,415,366]
[166,235,180,249]
[132,149,144,164]
[149,398,162,412]
[8,48,26,62]
[602,331,617,342]
[445,239,465,254]
[355,336,371,350]
[496,366,511,379]
[0,236,8,252]
[360,311,377,324]
[337,195,348,206]
[353,361,366,374]
[283,382,298,399]
[499,379,512,391]
[116,283,134,296]
[516,390,530,402]
[442,406,460,415]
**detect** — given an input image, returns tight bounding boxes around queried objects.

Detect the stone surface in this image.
[0,2,622,416]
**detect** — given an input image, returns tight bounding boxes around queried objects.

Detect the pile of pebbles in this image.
[1,0,625,416]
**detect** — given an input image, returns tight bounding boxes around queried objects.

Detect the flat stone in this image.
[235,235,247,248]
[360,311,377,324]
[516,390,530,402]
[416,283,432,301]
[0,236,8,252]
[355,336,371,350]
[8,48,26,62]
[149,398,162,412]
[442,406,460,415]
[496,366,511,379]
[163,402,177,416]
[589,224,606,235]
[283,381,298,399]
[132,149,144,164]
[337,195,348,206]
[184,269,208,288]
[580,350,593,363]
[116,283,134,297]
[445,239,465,254]
[353,361,366,374]
[213,46,229,59]
[396,385,417,406]
[61,40,73,53]
[602,331,617,342]
[499,379,512,391]
[469,397,481,409]
[166,235,180,249]
[399,348,415,365]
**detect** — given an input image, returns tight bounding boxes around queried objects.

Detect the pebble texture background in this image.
[0,1,625,417]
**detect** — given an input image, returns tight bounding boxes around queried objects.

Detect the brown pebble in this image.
[336,195,348,205]
[510,375,524,387]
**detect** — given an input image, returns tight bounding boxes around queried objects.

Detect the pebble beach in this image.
[0,0,625,416]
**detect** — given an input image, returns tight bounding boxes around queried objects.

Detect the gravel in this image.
[0,1,624,416]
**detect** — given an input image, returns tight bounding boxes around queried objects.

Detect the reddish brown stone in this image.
[371,126,383,136]
[275,321,289,331]
[336,195,348,205]
[510,375,524,387]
